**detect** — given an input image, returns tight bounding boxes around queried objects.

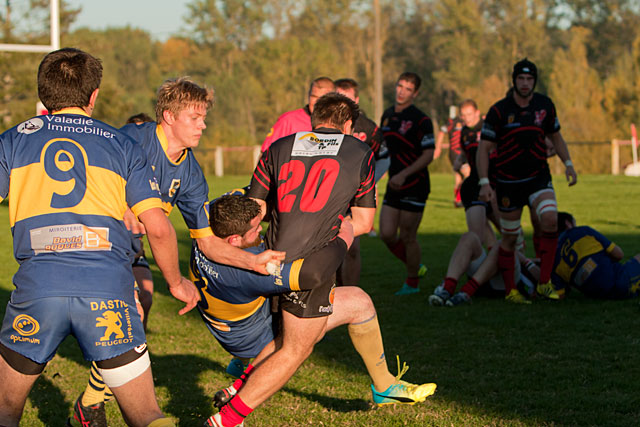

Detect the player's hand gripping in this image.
[168,276,200,315]
[253,249,286,275]
[338,218,355,249]
[388,172,406,190]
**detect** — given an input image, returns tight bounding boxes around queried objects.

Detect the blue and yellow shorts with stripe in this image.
[0,295,145,364]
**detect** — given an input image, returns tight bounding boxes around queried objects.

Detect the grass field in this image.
[2,173,640,426]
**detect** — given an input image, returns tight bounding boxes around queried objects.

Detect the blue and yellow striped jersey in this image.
[0,109,162,303]
[120,122,213,239]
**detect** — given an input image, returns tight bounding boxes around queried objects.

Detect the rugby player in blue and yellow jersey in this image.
[0,48,197,427]
[69,78,284,425]
[551,212,640,299]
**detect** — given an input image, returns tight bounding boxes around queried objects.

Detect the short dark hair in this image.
[311,93,359,130]
[37,47,103,112]
[126,113,154,124]
[209,195,261,238]
[557,211,575,234]
[397,72,421,91]
[334,78,359,98]
[459,99,478,110]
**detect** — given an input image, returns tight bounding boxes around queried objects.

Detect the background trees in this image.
[1,0,639,151]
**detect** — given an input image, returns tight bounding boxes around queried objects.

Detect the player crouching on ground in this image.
[194,195,436,427]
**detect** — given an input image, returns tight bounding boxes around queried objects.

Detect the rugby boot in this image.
[445,291,472,307]
[395,283,420,296]
[505,289,532,304]
[418,263,428,278]
[428,284,450,306]
[536,282,563,300]
[66,392,107,427]
[371,356,437,406]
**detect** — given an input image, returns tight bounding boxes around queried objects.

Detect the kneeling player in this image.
[193,195,437,427]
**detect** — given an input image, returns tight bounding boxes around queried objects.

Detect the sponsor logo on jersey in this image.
[134,343,148,353]
[399,120,413,135]
[534,110,547,127]
[30,224,112,254]
[292,132,344,157]
[353,131,367,142]
[507,114,515,124]
[501,196,510,208]
[94,302,135,347]
[149,177,160,192]
[17,118,44,134]
[13,314,40,336]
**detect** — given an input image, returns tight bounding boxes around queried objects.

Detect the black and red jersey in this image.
[460,120,483,176]
[248,127,376,262]
[352,111,387,160]
[481,93,560,181]
[380,104,435,188]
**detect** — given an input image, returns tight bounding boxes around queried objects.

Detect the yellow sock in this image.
[347,314,395,392]
[147,418,175,427]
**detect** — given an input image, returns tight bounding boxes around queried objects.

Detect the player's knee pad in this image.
[0,341,46,375]
[96,344,150,388]
[500,218,522,236]
[535,199,557,219]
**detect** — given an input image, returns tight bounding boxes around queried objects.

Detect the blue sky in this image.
[66,0,192,41]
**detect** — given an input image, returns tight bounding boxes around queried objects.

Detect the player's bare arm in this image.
[388,148,435,190]
[123,207,146,235]
[549,131,577,186]
[348,206,376,237]
[196,235,285,275]
[476,139,496,202]
[138,207,200,314]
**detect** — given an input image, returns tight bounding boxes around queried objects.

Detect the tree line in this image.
[1,0,639,156]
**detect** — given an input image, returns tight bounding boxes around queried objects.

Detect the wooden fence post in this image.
[611,139,619,175]
[214,146,223,177]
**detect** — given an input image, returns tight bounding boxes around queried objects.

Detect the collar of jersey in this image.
[156,124,187,165]
[53,107,89,117]
[313,127,342,134]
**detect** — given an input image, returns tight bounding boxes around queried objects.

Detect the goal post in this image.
[0,0,59,53]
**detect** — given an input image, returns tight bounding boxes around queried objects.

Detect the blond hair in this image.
[155,77,214,122]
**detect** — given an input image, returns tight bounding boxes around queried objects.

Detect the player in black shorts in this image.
[206,93,434,427]
[379,72,435,295]
[477,58,577,303]
[334,78,388,286]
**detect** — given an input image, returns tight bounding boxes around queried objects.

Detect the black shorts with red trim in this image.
[496,170,554,213]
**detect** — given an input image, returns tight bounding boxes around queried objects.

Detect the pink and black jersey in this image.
[261,106,312,152]
[481,93,560,181]
[380,104,435,191]
[249,128,376,262]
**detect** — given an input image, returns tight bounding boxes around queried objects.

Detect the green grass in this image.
[2,174,640,426]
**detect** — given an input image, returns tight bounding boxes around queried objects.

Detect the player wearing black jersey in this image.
[205,94,433,427]
[334,78,388,286]
[477,58,577,304]
[456,99,499,247]
[379,72,435,295]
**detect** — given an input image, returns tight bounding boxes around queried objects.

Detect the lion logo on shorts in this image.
[96,311,124,341]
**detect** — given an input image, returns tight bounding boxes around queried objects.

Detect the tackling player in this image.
[379,72,435,295]
[194,195,434,424]
[477,58,577,303]
[260,77,335,152]
[0,48,197,427]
